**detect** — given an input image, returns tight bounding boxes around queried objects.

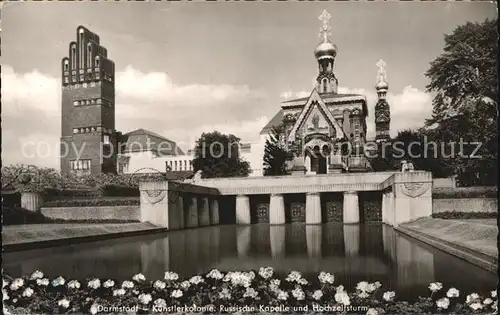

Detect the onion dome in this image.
[376,79,389,91]
[315,41,337,60]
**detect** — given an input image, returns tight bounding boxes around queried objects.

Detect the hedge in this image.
[2,206,140,225]
[432,211,497,220]
[432,186,497,199]
[43,197,140,208]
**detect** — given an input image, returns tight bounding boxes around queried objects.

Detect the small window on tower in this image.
[64,61,69,71]
[103,135,110,145]
[95,56,100,67]
[64,77,69,84]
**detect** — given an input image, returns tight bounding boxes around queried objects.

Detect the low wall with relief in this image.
[41,206,140,221]
[433,198,498,213]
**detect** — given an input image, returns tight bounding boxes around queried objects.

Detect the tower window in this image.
[103,135,110,145]
[64,60,69,71]
[95,56,100,67]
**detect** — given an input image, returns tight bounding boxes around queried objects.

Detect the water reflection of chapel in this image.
[260,10,391,175]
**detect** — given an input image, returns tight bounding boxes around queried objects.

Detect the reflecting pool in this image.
[2,223,495,301]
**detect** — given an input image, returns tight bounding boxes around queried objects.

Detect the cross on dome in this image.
[376,59,389,90]
[318,10,332,42]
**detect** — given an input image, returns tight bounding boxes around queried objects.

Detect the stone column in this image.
[186,196,199,228]
[269,194,285,225]
[305,155,312,174]
[343,191,360,224]
[387,191,394,226]
[235,195,251,225]
[306,225,322,257]
[21,192,43,212]
[270,226,286,258]
[305,192,322,224]
[210,199,219,225]
[199,197,210,227]
[139,181,169,227]
[381,193,388,224]
[343,224,360,256]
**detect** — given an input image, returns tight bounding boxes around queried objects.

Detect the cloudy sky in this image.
[1,1,495,169]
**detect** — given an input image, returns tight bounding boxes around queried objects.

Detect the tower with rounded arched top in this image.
[60,26,117,175]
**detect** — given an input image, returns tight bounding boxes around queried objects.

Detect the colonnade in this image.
[235,191,361,225]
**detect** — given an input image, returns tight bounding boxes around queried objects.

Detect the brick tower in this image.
[60,26,118,175]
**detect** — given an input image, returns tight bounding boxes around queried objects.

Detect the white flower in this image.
[469,302,483,311]
[277,290,289,301]
[132,273,146,282]
[103,280,114,288]
[3,306,11,315]
[335,290,351,306]
[90,304,99,315]
[243,287,258,299]
[446,288,459,298]
[2,279,8,289]
[189,275,204,285]
[292,288,305,300]
[366,308,378,315]
[312,290,323,300]
[10,279,24,291]
[87,278,101,289]
[30,270,44,280]
[492,290,497,298]
[154,298,167,308]
[298,278,308,286]
[336,285,345,292]
[356,281,370,292]
[286,271,302,282]
[483,298,493,305]
[269,279,281,292]
[466,293,480,304]
[3,289,9,301]
[383,291,396,302]
[113,288,126,296]
[171,289,183,298]
[67,280,81,289]
[58,298,70,309]
[258,267,274,279]
[153,280,166,290]
[374,281,382,289]
[223,272,253,288]
[121,281,134,289]
[206,269,224,280]
[358,291,369,298]
[52,276,65,287]
[22,288,34,298]
[180,281,191,289]
[138,293,152,305]
[428,282,443,292]
[219,288,231,300]
[164,272,179,281]
[318,272,335,284]
[36,278,49,286]
[436,297,450,310]
[366,283,379,293]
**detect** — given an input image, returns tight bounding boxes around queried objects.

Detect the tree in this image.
[263,124,291,176]
[191,131,251,178]
[424,19,498,186]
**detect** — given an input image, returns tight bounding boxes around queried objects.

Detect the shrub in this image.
[101,185,140,197]
[432,186,497,199]
[1,206,54,225]
[43,198,140,208]
[432,211,497,220]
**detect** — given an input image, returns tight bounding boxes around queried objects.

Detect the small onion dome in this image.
[376,79,388,90]
[314,41,337,59]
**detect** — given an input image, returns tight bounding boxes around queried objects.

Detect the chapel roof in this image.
[282,92,365,105]
[260,110,284,135]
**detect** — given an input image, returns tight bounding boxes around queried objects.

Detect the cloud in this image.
[1,65,268,169]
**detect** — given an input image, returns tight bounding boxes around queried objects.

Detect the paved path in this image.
[2,222,166,249]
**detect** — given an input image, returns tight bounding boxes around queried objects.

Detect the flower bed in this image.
[432,211,497,220]
[3,269,497,314]
[432,186,497,199]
